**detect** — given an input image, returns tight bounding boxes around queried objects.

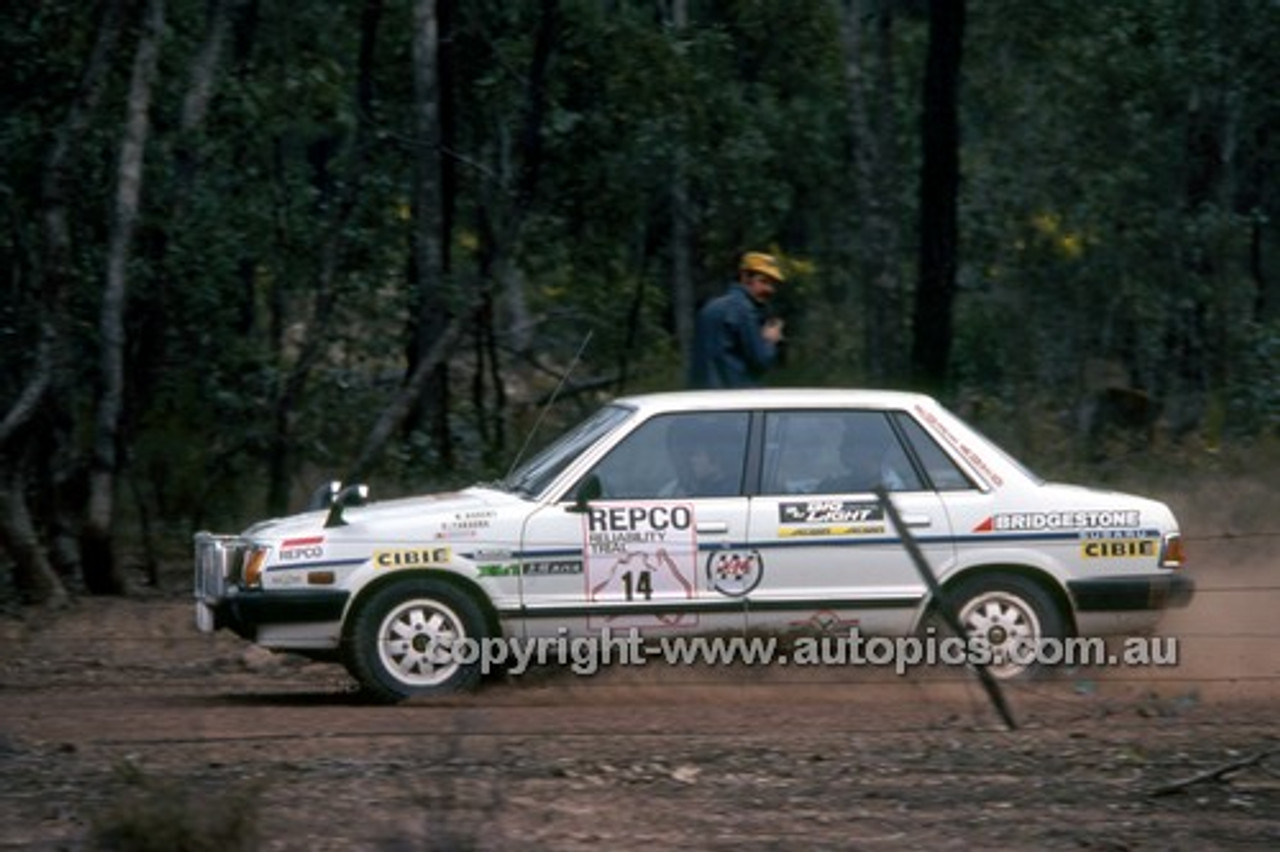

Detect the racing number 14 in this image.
[620,571,653,601]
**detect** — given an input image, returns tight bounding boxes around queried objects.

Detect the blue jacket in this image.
[688,283,778,389]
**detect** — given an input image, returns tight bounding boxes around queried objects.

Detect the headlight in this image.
[242,547,269,587]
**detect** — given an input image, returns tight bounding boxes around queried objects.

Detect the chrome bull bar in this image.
[193,531,247,604]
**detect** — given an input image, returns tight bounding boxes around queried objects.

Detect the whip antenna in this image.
[505,330,593,480]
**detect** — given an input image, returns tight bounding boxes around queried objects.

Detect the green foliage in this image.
[2,0,1278,563]
[1225,321,1280,437]
[961,0,1277,419]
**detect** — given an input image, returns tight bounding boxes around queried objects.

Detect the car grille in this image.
[193,532,247,602]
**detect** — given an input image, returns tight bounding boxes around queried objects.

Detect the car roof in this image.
[611,388,938,415]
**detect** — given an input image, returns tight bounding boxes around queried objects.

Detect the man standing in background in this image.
[688,252,786,389]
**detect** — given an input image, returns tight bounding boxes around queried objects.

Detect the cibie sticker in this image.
[583,503,698,628]
[373,547,451,568]
[1080,529,1160,558]
[706,550,763,597]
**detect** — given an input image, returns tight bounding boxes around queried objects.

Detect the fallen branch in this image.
[875,487,1017,731]
[1151,749,1277,797]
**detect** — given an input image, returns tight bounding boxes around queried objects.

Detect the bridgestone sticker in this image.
[973,510,1141,533]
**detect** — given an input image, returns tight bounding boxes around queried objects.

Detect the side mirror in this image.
[324,483,369,528]
[308,480,342,511]
[566,475,602,513]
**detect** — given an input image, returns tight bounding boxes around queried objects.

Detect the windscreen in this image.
[502,404,635,497]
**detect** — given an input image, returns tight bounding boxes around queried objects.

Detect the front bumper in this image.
[1067,573,1195,612]
[197,588,351,640]
[194,531,349,640]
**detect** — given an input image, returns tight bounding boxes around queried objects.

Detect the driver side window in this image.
[579,412,749,499]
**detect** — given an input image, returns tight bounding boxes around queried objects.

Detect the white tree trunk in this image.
[84,0,165,591]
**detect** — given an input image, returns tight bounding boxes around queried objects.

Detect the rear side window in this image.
[760,410,923,495]
[892,412,976,491]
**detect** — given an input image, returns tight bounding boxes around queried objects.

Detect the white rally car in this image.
[194,389,1193,702]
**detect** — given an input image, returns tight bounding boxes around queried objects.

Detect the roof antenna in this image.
[505,330,593,481]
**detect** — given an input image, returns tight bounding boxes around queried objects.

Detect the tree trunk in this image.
[3,0,129,600]
[0,467,69,607]
[455,0,556,464]
[347,318,467,484]
[910,0,965,389]
[171,0,232,192]
[0,330,69,605]
[409,0,455,469]
[262,0,383,514]
[41,0,129,319]
[840,0,904,383]
[82,0,166,594]
[668,0,695,376]
[490,0,557,358]
[871,9,905,382]
[180,0,231,132]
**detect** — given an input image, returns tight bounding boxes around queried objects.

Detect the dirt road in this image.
[2,479,1278,850]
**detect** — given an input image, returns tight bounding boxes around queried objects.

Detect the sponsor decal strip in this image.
[779,500,883,525]
[777,500,887,536]
[281,536,325,548]
[510,533,1083,557]
[914,404,1005,487]
[264,558,364,573]
[1081,540,1158,558]
[778,526,885,537]
[973,510,1142,533]
[375,547,452,568]
[1079,527,1161,559]
[477,560,585,577]
[503,595,923,619]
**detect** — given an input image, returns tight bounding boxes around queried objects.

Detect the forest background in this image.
[2,0,1277,604]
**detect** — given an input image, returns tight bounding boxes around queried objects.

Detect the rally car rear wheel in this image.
[931,573,1066,680]
[346,578,487,703]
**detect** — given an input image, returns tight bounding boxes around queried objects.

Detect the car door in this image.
[744,409,956,637]
[518,410,753,638]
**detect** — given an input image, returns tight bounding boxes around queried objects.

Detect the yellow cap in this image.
[739,252,785,282]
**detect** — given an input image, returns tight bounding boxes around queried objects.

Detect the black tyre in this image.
[345,578,487,703]
[928,573,1066,680]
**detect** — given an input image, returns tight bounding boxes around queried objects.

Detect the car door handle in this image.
[899,514,932,528]
[696,521,729,534]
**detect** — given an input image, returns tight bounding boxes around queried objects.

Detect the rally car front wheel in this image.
[345,578,487,703]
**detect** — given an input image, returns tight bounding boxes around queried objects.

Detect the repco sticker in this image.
[706,550,763,597]
[280,536,324,561]
[583,502,698,630]
[374,547,452,568]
